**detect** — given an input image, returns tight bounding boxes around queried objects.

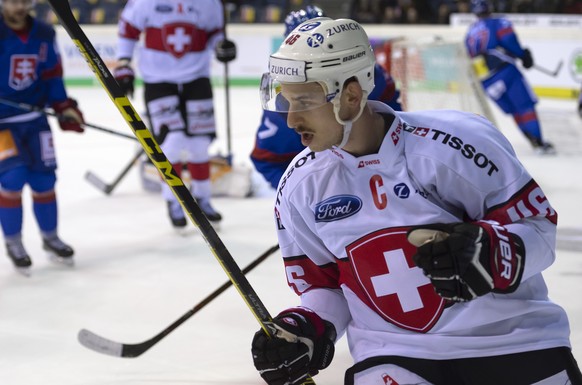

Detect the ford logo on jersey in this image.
[315,195,362,222]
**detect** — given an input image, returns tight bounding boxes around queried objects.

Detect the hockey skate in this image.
[197,198,222,229]
[167,200,187,230]
[535,142,557,156]
[5,238,32,276]
[43,236,75,266]
[529,137,557,156]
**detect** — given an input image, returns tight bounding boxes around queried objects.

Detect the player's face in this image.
[282,82,343,152]
[1,0,33,28]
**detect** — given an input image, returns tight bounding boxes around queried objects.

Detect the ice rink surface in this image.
[0,85,581,385]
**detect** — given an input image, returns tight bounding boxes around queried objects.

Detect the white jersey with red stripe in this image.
[275,101,570,363]
[117,0,223,83]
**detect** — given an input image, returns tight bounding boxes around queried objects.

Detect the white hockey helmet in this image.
[261,17,375,116]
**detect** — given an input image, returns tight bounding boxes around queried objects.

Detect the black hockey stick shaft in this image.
[0,97,137,141]
[45,4,315,382]
[221,0,233,165]
[85,149,142,194]
[78,244,280,358]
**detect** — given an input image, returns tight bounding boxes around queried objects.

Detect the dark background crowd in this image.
[34,0,582,25]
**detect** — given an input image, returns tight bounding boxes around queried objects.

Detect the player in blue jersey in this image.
[464,0,555,155]
[250,5,402,190]
[0,0,85,275]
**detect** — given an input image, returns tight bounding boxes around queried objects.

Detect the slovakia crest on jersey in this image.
[10,55,38,91]
[161,23,195,58]
[347,228,445,332]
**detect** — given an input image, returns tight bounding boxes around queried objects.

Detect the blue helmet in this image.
[283,5,325,37]
[471,0,492,15]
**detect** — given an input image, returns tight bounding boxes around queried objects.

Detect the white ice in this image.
[0,85,581,385]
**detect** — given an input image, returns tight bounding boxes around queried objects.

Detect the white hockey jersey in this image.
[117,0,223,83]
[275,101,570,363]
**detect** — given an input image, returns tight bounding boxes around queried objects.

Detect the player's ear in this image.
[339,79,363,120]
[342,79,363,107]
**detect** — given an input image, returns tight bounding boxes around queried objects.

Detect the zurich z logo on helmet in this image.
[307,33,324,48]
[298,21,321,32]
[315,195,362,222]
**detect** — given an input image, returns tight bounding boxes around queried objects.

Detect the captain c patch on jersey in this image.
[10,55,38,91]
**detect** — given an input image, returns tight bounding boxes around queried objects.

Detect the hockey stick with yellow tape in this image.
[47,1,314,383]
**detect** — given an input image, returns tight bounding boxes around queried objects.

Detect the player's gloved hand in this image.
[215,39,236,63]
[521,48,534,69]
[251,307,336,385]
[52,98,85,133]
[407,220,525,302]
[113,58,135,98]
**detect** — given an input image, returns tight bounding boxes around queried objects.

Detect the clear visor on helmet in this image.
[260,72,335,113]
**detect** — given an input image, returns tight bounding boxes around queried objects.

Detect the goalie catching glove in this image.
[407,220,525,302]
[252,307,336,385]
[52,98,84,133]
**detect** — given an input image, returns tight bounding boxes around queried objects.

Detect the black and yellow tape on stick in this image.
[46,1,315,384]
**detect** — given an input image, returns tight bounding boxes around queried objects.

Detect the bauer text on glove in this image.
[407,221,525,302]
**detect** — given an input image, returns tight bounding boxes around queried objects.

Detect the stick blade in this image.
[78,329,124,357]
[84,171,112,194]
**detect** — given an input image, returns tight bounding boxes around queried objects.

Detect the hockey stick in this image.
[220,0,233,165]
[47,2,314,383]
[0,97,137,141]
[78,244,280,358]
[487,49,563,78]
[84,149,142,195]
[532,60,563,77]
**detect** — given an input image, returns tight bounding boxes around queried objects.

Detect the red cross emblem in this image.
[162,23,194,58]
[347,228,445,332]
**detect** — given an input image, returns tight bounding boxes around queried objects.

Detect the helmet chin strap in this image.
[332,93,368,149]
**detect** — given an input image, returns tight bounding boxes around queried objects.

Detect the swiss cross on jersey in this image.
[161,23,197,58]
[346,228,445,332]
[10,55,38,91]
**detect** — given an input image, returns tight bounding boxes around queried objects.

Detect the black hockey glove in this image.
[407,220,525,302]
[215,39,236,63]
[521,48,534,69]
[113,58,135,98]
[251,307,336,385]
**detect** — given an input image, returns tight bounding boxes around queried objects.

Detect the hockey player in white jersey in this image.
[250,18,582,385]
[114,0,236,228]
